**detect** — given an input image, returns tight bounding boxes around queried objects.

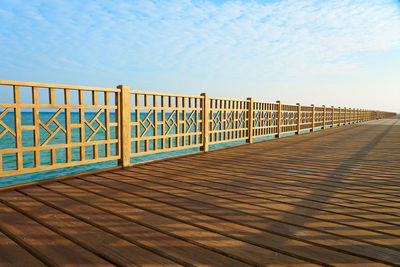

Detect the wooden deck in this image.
[0,117,399,266]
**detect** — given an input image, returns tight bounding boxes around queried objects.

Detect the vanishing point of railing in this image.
[0,80,396,177]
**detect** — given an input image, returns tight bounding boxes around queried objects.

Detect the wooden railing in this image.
[0,80,396,177]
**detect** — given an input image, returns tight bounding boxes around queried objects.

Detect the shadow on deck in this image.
[0,117,399,266]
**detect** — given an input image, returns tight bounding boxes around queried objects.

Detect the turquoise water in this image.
[0,111,339,187]
[0,111,249,187]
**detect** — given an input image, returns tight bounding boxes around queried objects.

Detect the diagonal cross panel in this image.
[39,108,66,146]
[212,111,221,131]
[0,107,12,120]
[86,124,104,142]
[225,111,235,129]
[95,118,106,131]
[44,108,64,128]
[236,111,246,128]
[139,110,155,137]
[165,111,177,135]
[0,121,16,138]
[85,120,97,133]
[185,111,196,133]
[40,125,62,146]
[0,108,16,138]
[84,109,106,142]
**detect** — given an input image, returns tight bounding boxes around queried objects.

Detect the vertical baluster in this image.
[79,90,85,161]
[32,87,41,167]
[276,101,281,138]
[104,91,110,158]
[247,98,253,143]
[14,85,23,170]
[161,96,165,150]
[181,97,185,147]
[201,93,209,152]
[188,97,193,146]
[135,94,140,154]
[175,96,179,148]
[311,104,315,131]
[48,87,57,164]
[153,95,158,151]
[296,103,301,134]
[64,89,71,163]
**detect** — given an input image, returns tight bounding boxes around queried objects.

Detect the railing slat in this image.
[0,80,395,178]
[13,85,23,170]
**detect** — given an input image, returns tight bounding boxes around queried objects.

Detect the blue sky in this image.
[1,0,399,112]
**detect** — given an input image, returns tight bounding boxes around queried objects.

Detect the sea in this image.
[2,111,282,187]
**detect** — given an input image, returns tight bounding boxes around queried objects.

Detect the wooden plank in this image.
[41,181,275,266]
[0,197,110,266]
[0,230,45,266]
[99,169,400,265]
[1,189,176,266]
[164,159,400,222]
[85,173,387,266]
[186,153,400,212]
[57,179,317,266]
[135,163,400,246]
[170,158,400,208]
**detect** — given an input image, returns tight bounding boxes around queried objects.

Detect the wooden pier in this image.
[0,117,399,266]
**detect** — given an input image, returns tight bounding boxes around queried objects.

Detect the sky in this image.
[0,0,399,112]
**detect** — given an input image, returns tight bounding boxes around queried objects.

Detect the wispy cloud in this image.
[1,0,399,110]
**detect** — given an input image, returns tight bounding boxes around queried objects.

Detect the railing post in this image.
[201,93,209,152]
[355,109,358,123]
[276,100,281,138]
[247,97,253,144]
[322,105,326,129]
[118,84,131,167]
[351,108,354,123]
[331,106,334,127]
[361,109,363,122]
[311,104,315,132]
[296,103,301,134]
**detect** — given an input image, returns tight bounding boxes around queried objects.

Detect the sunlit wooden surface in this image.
[0,117,399,266]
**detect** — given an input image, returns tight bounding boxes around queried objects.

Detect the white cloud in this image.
[0,0,399,110]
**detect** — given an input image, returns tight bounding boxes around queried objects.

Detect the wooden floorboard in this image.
[0,117,399,266]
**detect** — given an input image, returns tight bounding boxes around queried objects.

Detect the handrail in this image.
[0,80,396,177]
